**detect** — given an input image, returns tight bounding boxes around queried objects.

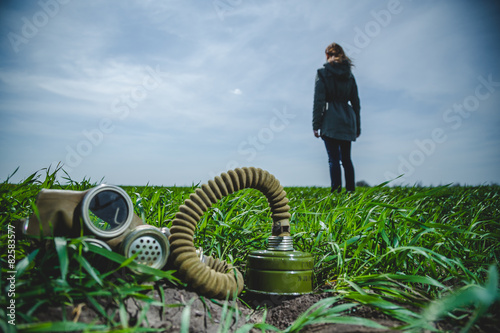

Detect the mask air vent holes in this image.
[130,236,163,265]
[120,225,170,270]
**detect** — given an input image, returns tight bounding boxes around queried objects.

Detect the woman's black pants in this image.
[322,136,355,193]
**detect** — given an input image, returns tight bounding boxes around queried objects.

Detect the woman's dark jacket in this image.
[312,61,361,141]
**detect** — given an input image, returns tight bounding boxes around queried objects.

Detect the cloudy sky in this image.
[1,0,499,187]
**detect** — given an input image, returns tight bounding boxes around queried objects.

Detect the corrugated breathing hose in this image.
[168,167,291,299]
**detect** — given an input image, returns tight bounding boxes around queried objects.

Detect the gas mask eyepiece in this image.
[81,185,134,238]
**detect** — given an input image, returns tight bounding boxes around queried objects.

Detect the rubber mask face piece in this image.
[21,185,170,271]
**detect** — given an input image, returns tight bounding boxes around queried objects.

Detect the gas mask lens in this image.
[81,185,134,238]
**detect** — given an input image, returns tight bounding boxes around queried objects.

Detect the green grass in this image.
[1,165,499,332]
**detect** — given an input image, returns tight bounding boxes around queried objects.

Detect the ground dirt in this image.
[33,282,499,332]
[32,282,405,332]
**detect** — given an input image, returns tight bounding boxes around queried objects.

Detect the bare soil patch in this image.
[33,283,407,332]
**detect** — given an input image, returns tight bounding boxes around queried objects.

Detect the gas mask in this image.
[16,184,170,270]
[15,167,312,299]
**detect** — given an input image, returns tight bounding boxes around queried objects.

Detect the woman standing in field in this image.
[312,42,361,193]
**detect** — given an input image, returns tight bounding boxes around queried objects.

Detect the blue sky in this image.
[1,0,499,187]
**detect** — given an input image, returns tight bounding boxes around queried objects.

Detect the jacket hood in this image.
[323,61,352,80]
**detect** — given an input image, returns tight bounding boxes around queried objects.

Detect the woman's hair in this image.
[325,42,353,66]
